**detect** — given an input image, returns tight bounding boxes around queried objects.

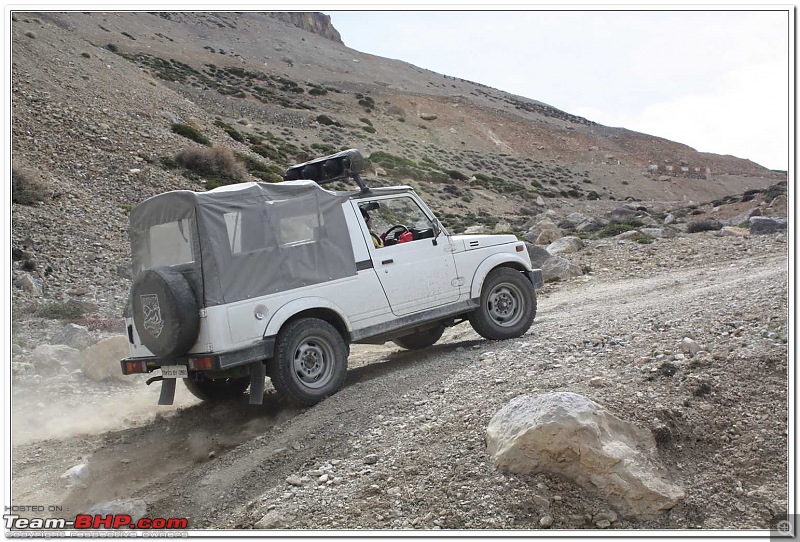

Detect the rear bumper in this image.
[120,337,276,375]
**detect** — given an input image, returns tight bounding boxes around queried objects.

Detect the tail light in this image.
[189,357,213,370]
[124,360,147,374]
[516,244,525,252]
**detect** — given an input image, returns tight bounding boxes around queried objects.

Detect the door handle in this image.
[381,259,394,265]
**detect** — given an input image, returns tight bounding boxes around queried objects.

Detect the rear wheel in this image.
[269,318,348,406]
[392,325,445,350]
[183,372,250,402]
[469,268,536,340]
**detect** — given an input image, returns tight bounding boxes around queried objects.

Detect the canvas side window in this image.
[224,211,243,254]
[147,219,194,267]
[279,214,318,245]
[223,203,276,254]
[223,212,242,254]
[276,197,320,246]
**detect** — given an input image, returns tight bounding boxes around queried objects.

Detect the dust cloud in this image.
[11,378,200,446]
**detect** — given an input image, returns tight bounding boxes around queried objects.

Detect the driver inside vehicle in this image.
[360,208,384,248]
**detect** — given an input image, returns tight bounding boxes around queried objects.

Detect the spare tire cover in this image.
[131,267,200,358]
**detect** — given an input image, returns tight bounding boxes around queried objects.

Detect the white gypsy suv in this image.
[121,149,543,406]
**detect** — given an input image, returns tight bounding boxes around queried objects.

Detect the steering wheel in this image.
[382,224,410,242]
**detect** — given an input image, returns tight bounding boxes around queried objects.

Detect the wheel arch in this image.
[265,298,352,343]
[469,254,532,299]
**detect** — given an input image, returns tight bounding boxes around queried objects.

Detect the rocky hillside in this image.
[10,11,784,320]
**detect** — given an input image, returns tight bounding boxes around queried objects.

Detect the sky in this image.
[327,9,791,171]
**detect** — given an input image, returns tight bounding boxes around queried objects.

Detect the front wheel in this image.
[183,372,250,402]
[469,268,536,340]
[392,324,445,350]
[269,318,348,406]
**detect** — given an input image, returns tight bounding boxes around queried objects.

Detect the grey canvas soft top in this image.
[128,181,357,307]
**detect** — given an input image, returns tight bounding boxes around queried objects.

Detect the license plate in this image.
[161,365,188,379]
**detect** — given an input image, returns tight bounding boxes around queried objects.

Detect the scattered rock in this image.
[680,337,702,356]
[255,510,289,529]
[594,510,618,524]
[749,216,787,235]
[719,226,749,237]
[80,335,132,382]
[524,219,562,244]
[542,256,583,282]
[486,392,685,518]
[609,204,647,224]
[525,243,551,269]
[60,463,89,488]
[575,217,609,233]
[14,273,42,295]
[539,515,554,528]
[419,113,437,121]
[363,454,379,465]
[564,212,587,227]
[53,323,93,350]
[286,475,303,486]
[532,494,550,510]
[535,229,561,246]
[546,236,584,255]
[589,376,606,387]
[726,208,761,227]
[768,194,788,216]
[640,226,678,239]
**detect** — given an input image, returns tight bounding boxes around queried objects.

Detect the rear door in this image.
[352,195,459,316]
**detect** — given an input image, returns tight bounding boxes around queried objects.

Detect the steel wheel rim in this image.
[292,336,335,389]
[487,282,525,327]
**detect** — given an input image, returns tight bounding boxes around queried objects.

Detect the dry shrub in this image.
[12,164,50,205]
[686,219,723,233]
[176,146,246,185]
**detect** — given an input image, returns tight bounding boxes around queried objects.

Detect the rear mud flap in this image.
[528,269,544,290]
[158,378,177,405]
[249,362,266,405]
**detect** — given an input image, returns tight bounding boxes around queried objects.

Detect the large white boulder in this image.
[523,219,562,244]
[486,392,685,518]
[546,236,584,255]
[80,335,133,382]
[541,256,583,282]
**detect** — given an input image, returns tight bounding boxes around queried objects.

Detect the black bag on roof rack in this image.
[284,148,369,192]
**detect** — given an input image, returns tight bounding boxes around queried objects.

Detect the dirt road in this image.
[11,232,789,531]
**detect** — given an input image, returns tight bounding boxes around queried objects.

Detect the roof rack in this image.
[284,148,369,192]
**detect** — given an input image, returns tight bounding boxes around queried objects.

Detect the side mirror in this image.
[431,220,444,246]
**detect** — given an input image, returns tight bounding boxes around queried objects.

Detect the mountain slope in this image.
[10,11,782,317]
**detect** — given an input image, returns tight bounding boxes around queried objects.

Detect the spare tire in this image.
[131,267,199,358]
